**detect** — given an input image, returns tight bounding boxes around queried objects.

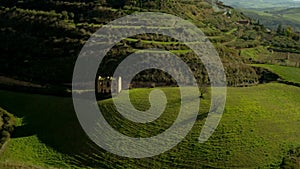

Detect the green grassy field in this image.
[240,46,271,60]
[0,92,83,169]
[253,64,300,84]
[0,82,299,168]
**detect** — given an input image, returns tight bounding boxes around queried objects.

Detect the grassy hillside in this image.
[0,82,300,168]
[0,1,299,167]
[2,0,300,87]
[0,92,84,168]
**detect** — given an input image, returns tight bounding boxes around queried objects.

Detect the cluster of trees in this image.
[276,24,300,41]
[105,0,163,9]
[97,37,260,89]
[0,5,93,83]
[0,108,15,147]
[270,36,300,53]
[1,0,291,88]
[225,21,300,54]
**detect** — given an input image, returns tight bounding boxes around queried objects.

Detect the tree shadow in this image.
[0,89,213,168]
[11,125,36,138]
[197,112,209,121]
[0,90,113,168]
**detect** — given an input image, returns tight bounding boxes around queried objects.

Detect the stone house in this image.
[97,76,122,94]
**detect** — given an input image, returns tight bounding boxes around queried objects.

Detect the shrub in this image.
[0,108,15,147]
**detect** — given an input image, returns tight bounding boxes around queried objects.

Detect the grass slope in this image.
[253,64,300,84]
[0,92,83,169]
[0,82,299,168]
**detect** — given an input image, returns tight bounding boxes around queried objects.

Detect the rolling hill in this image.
[0,82,300,168]
[0,0,299,168]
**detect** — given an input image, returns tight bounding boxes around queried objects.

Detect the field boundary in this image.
[252,64,300,87]
[278,80,300,88]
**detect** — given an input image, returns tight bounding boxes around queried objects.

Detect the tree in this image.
[277,24,283,35]
[285,26,294,38]
[199,85,208,99]
[61,11,68,20]
[106,0,126,8]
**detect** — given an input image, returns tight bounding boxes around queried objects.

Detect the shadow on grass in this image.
[0,89,213,169]
[11,125,36,138]
[0,90,115,168]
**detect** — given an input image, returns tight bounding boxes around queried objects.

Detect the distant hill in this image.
[220,0,300,9]
[221,0,300,31]
[242,7,300,32]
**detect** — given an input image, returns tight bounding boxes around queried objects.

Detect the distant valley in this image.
[221,0,300,31]
[220,0,300,9]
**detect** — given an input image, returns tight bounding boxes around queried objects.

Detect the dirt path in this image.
[0,76,44,88]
